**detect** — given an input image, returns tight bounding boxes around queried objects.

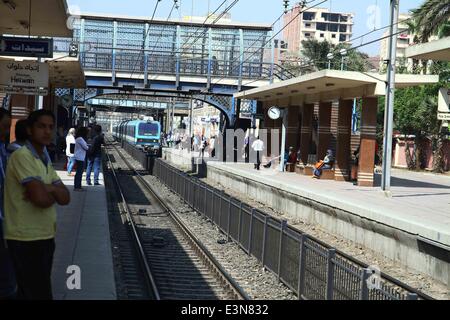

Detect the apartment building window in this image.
[317,22,327,31]
[305,33,311,38]
[330,13,339,22]
[339,34,346,41]
[320,33,325,38]
[303,12,315,20]
[329,24,338,32]
[321,13,329,21]
[340,15,348,22]
[305,23,311,27]
[339,24,347,32]
[332,34,336,38]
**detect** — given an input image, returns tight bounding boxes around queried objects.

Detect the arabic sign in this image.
[438,88,450,120]
[69,42,78,58]
[0,61,49,88]
[0,36,53,58]
[0,86,48,96]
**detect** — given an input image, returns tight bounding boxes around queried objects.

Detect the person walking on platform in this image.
[65,128,76,176]
[251,136,264,170]
[6,119,28,156]
[86,125,104,186]
[0,109,17,300]
[4,110,70,300]
[74,127,89,191]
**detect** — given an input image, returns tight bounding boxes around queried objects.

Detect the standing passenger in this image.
[74,127,89,191]
[86,125,104,186]
[0,109,16,300]
[251,136,264,170]
[65,128,76,176]
[4,110,70,300]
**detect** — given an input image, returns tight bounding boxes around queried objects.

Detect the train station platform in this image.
[51,166,116,300]
[200,161,450,287]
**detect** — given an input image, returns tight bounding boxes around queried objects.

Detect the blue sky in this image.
[67,0,425,56]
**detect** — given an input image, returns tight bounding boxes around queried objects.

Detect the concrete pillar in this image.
[358,97,378,187]
[317,101,332,160]
[287,97,301,150]
[9,95,35,142]
[335,99,353,181]
[299,103,313,165]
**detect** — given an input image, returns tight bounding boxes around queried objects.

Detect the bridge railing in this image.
[54,38,287,82]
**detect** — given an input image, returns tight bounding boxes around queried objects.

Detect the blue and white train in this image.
[113,119,162,156]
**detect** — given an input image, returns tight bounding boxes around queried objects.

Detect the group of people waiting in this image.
[0,109,71,300]
[249,136,335,178]
[65,125,104,190]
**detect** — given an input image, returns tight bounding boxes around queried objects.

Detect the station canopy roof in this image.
[234,70,439,104]
[0,0,71,37]
[405,37,450,62]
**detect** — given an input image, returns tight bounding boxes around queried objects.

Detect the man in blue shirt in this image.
[0,108,16,299]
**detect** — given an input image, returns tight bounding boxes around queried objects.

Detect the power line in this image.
[128,0,163,80]
[206,0,329,93]
[176,0,240,59]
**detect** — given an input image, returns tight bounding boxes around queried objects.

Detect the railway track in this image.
[104,141,249,300]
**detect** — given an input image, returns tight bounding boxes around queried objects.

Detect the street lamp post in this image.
[340,49,347,71]
[327,53,334,69]
[381,0,400,194]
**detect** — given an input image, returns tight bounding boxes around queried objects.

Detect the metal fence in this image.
[153,159,428,300]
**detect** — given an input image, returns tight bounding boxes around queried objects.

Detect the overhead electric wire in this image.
[128,0,163,80]
[205,0,329,93]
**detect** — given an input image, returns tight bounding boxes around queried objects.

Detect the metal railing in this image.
[53,38,290,82]
[153,159,431,300]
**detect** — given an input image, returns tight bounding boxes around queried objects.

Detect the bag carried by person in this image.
[69,143,75,154]
[314,160,325,170]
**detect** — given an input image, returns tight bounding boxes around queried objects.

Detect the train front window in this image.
[138,123,159,136]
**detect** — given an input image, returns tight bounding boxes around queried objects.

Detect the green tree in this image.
[379,62,450,171]
[282,39,370,75]
[408,0,450,42]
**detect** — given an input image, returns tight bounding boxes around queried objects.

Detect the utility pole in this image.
[381,0,400,194]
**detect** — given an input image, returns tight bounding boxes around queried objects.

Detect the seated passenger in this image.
[313,149,334,179]
[4,110,70,300]
[287,146,297,164]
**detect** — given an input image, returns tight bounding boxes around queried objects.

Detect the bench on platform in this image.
[320,169,335,180]
[296,154,317,176]
[285,163,296,172]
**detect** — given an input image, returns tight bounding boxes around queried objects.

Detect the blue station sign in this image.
[0,36,53,58]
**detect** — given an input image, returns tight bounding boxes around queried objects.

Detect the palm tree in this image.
[409,0,450,42]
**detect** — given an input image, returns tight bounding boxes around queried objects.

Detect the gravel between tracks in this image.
[117,146,297,300]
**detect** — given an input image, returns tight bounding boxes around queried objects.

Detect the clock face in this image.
[268,106,281,120]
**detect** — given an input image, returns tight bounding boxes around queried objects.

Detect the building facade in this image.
[379,14,414,69]
[281,6,354,59]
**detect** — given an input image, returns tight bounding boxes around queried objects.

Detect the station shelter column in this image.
[335,99,353,181]
[286,97,301,151]
[358,97,378,187]
[317,101,332,161]
[262,100,278,157]
[299,103,314,165]
[9,95,35,142]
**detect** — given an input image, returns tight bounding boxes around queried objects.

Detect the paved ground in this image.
[206,161,450,247]
[51,166,116,300]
